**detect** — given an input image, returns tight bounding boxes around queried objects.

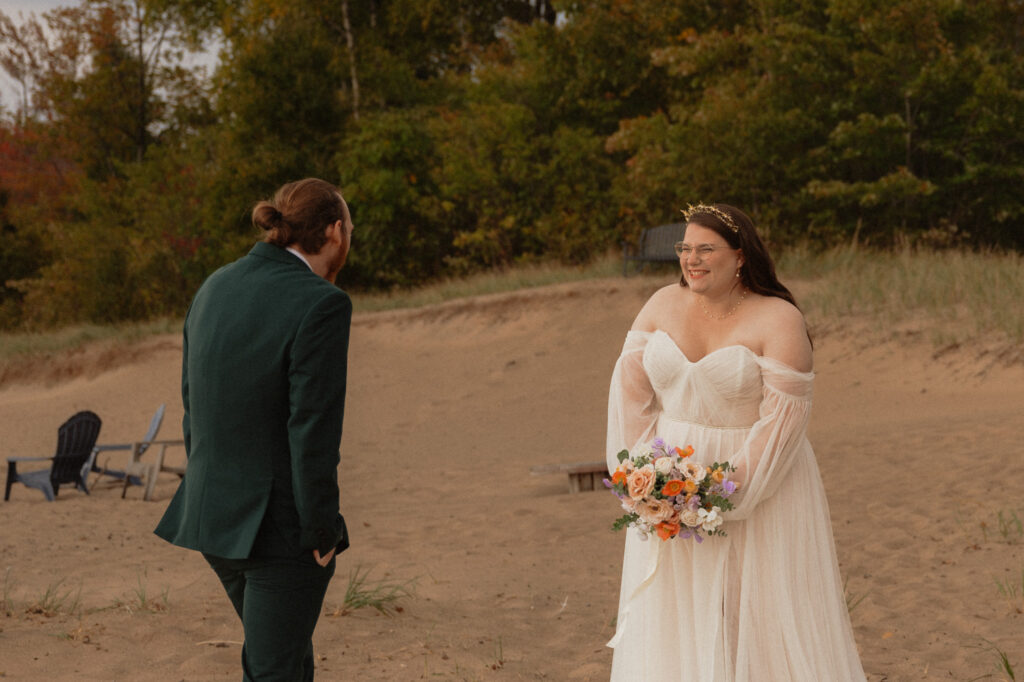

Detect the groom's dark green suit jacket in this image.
[155,242,350,559]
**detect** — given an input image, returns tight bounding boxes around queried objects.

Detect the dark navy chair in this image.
[5,411,102,501]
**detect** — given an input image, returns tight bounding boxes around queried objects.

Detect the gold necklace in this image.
[699,289,747,320]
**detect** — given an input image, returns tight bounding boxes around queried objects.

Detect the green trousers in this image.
[204,553,336,682]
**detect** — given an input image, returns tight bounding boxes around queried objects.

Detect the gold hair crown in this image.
[681,203,739,233]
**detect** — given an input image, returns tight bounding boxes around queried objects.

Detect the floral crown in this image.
[681,203,740,233]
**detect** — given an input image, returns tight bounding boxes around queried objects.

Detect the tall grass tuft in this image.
[1,566,15,616]
[326,565,416,617]
[994,568,1024,614]
[966,637,1017,681]
[778,245,1024,345]
[26,578,82,617]
[843,576,867,614]
[106,569,170,614]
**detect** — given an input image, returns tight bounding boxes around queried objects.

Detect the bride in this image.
[606,204,867,681]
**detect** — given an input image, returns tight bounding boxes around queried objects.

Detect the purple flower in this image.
[679,529,704,543]
[722,479,737,495]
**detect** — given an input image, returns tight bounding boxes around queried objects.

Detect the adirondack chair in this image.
[90,404,166,485]
[5,411,102,502]
[621,222,688,276]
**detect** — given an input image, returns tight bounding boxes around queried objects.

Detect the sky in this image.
[1,1,67,15]
[0,1,220,112]
[0,2,67,110]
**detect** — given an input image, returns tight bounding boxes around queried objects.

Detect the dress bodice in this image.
[643,330,762,428]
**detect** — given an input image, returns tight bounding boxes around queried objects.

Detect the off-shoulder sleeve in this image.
[606,331,659,473]
[726,356,814,519]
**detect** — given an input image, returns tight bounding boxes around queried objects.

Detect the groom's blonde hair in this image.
[252,178,346,254]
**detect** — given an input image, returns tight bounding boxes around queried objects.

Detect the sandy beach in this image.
[1,274,1022,681]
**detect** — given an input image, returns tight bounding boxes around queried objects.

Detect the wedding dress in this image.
[607,330,866,682]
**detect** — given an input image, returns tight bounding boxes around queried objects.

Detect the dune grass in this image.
[0,247,1020,370]
[777,245,1024,345]
[352,253,624,312]
[0,317,181,363]
[0,256,623,367]
[324,565,417,617]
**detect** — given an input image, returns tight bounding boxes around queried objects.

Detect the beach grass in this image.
[967,637,1017,681]
[351,253,624,312]
[325,565,416,617]
[777,245,1024,345]
[108,569,170,614]
[0,317,180,363]
[2,566,15,616]
[994,569,1024,615]
[26,578,82,618]
[0,248,1020,372]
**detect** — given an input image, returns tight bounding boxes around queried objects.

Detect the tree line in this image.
[1,0,1022,329]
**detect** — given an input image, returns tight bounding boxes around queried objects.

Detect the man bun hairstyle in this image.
[252,178,346,254]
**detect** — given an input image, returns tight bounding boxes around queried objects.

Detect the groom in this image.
[155,178,355,680]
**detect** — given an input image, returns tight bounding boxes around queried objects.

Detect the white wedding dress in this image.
[607,330,866,681]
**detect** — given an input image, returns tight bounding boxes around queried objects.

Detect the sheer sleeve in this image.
[726,356,814,520]
[606,331,659,473]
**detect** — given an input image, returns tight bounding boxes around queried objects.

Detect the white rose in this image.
[698,507,723,533]
[679,509,701,528]
[654,456,674,475]
[684,461,707,483]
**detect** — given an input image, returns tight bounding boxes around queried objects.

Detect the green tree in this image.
[610,0,1024,247]
[338,107,448,287]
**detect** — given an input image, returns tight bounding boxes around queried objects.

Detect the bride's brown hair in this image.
[252,178,346,254]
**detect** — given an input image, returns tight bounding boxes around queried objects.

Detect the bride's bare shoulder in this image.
[631,284,685,332]
[750,295,812,371]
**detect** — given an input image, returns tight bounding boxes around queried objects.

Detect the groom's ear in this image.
[326,220,343,242]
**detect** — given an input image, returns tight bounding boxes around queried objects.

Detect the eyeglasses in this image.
[674,242,736,258]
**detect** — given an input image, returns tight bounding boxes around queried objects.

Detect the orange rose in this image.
[638,498,675,524]
[684,480,698,494]
[661,479,685,497]
[712,468,725,483]
[655,521,680,541]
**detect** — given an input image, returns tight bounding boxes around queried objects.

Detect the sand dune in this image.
[1,275,1022,680]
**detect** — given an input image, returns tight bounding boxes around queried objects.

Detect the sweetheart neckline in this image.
[653,329,757,364]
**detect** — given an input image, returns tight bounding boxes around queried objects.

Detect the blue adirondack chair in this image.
[5,411,102,501]
[90,404,165,486]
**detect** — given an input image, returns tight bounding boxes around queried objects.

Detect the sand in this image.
[1,274,1022,681]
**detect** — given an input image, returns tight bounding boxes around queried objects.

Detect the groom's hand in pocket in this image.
[313,548,336,567]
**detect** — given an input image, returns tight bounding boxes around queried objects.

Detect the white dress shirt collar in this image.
[285,246,313,271]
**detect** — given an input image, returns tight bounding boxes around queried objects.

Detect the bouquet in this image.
[605,438,739,542]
